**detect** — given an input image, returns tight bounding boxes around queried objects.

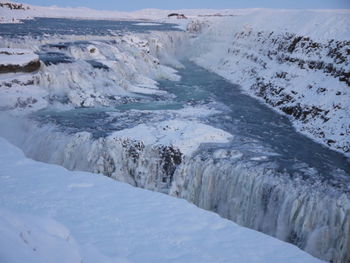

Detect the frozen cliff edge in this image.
[3,116,349,263]
[0,6,349,263]
[0,32,185,113]
[0,138,326,263]
[0,48,40,73]
[170,153,350,263]
[187,9,350,156]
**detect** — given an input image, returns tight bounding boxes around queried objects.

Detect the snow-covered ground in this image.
[0,209,82,263]
[0,2,349,263]
[0,138,324,263]
[0,0,242,23]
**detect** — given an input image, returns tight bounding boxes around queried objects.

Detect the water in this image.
[0,18,181,37]
[2,18,348,187]
[27,61,350,263]
[38,51,75,65]
[33,60,350,192]
[2,18,349,261]
[159,62,350,188]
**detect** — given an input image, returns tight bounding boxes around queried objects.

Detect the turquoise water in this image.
[4,18,348,184]
[34,60,350,191]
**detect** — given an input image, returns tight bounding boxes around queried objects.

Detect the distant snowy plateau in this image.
[0,1,349,263]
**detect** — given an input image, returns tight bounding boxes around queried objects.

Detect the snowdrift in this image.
[0,138,324,263]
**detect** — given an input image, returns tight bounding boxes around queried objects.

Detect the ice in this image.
[1,5,349,263]
[188,11,350,155]
[0,138,324,263]
[0,33,182,110]
[1,112,348,262]
[110,120,233,155]
[134,22,163,26]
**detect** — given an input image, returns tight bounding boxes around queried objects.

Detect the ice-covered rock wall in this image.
[2,117,349,263]
[19,128,182,193]
[1,120,180,192]
[3,117,230,193]
[0,48,40,73]
[1,9,349,263]
[188,10,350,156]
[170,155,350,263]
[0,33,185,112]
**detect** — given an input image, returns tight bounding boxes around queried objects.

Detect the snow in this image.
[0,1,241,24]
[1,1,349,41]
[134,22,162,26]
[0,4,349,262]
[0,137,324,263]
[0,209,81,263]
[0,33,181,111]
[187,10,350,155]
[200,9,350,41]
[110,120,233,155]
[0,48,39,66]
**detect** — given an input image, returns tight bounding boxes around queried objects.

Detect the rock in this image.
[167,13,187,19]
[0,48,40,74]
[0,2,27,10]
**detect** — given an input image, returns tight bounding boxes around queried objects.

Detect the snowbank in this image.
[0,137,324,263]
[0,209,81,263]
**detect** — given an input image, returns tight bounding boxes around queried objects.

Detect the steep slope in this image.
[189,9,350,155]
[0,138,324,263]
[0,5,349,263]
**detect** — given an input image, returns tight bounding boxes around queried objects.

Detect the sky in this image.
[20,0,350,11]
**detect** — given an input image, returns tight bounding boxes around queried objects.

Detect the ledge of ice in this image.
[0,138,324,263]
[110,120,233,155]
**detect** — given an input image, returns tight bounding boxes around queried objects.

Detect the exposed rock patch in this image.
[0,48,40,73]
[0,2,28,10]
[192,25,350,155]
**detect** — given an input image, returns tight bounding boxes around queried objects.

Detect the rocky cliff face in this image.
[190,19,350,156]
[184,18,350,261]
[0,2,27,10]
[1,10,349,263]
[0,48,40,73]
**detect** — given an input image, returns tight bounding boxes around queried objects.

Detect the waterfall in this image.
[2,118,348,263]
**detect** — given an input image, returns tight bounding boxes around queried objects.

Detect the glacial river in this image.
[34,60,350,191]
[1,17,349,262]
[3,19,348,182]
